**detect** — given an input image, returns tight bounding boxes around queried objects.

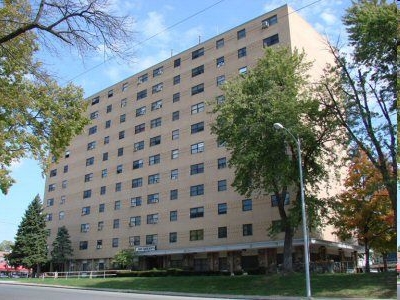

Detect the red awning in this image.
[0,262,30,272]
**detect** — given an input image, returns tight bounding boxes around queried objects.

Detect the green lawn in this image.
[14,272,397,299]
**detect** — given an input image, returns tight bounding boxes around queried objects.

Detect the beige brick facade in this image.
[43,5,359,272]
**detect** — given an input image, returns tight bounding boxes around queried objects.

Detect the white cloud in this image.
[141,11,171,43]
[320,11,338,26]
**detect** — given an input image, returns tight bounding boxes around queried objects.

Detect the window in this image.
[131,196,142,207]
[129,236,140,246]
[172,129,179,140]
[190,229,204,241]
[132,177,143,188]
[120,114,126,123]
[192,47,204,59]
[90,111,99,120]
[62,180,68,189]
[192,65,204,77]
[191,102,204,114]
[174,58,181,68]
[87,141,96,150]
[170,189,178,200]
[48,183,56,192]
[113,219,120,229]
[190,184,204,196]
[117,147,124,157]
[172,92,180,102]
[171,149,179,159]
[83,189,91,199]
[138,73,148,84]
[96,240,103,249]
[81,223,90,233]
[100,186,106,195]
[237,28,246,39]
[108,89,114,98]
[263,34,279,47]
[114,200,121,210]
[88,125,97,135]
[104,136,110,144]
[150,135,161,146]
[218,226,227,238]
[60,195,66,205]
[122,82,128,92]
[99,203,105,213]
[86,157,94,166]
[190,163,204,175]
[129,216,141,227]
[121,97,127,107]
[150,117,162,129]
[106,104,112,113]
[173,75,180,85]
[91,96,99,105]
[84,173,93,182]
[105,120,111,128]
[271,192,290,207]
[132,159,143,170]
[81,206,90,215]
[170,210,177,221]
[152,82,163,93]
[191,142,204,154]
[98,221,104,231]
[47,198,54,206]
[272,220,285,232]
[147,193,159,204]
[149,154,160,165]
[216,95,225,105]
[216,75,225,86]
[169,232,177,243]
[238,47,247,58]
[243,224,253,236]
[146,234,158,245]
[119,130,125,139]
[216,56,225,67]
[79,241,88,250]
[50,169,57,177]
[112,238,119,248]
[135,123,145,134]
[147,213,159,224]
[217,140,226,147]
[148,173,160,184]
[172,111,179,121]
[216,38,224,49]
[170,169,178,180]
[190,206,204,218]
[191,121,204,134]
[134,140,144,151]
[103,152,108,161]
[262,14,278,28]
[191,83,204,95]
[218,203,227,215]
[239,66,247,75]
[136,106,146,117]
[153,66,163,77]
[218,179,227,191]
[242,199,252,211]
[46,213,53,221]
[218,157,227,169]
[151,99,162,110]
[137,89,147,100]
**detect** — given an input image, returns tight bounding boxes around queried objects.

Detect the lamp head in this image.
[273,123,284,130]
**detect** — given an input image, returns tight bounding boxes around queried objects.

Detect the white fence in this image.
[42,270,117,279]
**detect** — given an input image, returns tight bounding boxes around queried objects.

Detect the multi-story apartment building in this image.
[43,5,359,272]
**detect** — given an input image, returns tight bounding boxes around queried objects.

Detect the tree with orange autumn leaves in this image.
[327,151,395,272]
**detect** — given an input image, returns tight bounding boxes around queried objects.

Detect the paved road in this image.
[0,283,245,300]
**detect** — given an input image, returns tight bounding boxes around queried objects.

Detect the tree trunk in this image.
[364,242,370,273]
[382,253,388,272]
[282,223,294,273]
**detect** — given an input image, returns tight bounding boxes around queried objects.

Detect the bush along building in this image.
[43,5,361,273]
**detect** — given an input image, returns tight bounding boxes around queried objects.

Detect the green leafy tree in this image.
[112,249,137,270]
[0,0,134,194]
[0,240,14,252]
[50,226,73,272]
[6,195,48,274]
[327,151,395,272]
[318,0,397,216]
[211,47,339,273]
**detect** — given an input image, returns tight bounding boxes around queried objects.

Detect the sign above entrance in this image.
[135,245,156,252]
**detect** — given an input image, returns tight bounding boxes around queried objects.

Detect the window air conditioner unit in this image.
[262,21,269,29]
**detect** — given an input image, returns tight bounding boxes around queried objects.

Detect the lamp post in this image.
[273,122,311,298]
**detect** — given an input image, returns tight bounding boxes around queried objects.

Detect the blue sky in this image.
[2,0,395,246]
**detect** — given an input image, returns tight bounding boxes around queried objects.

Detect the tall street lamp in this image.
[273,122,311,298]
